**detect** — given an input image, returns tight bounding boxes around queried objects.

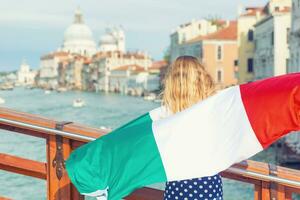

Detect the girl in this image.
[162,56,223,200]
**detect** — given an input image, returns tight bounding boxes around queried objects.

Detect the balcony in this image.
[0,107,300,200]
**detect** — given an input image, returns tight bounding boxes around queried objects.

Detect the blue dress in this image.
[164,174,223,200]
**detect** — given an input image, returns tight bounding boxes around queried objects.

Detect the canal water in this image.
[0,87,290,200]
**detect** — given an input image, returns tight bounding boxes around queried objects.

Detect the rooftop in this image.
[113,64,146,73]
[41,52,70,60]
[92,51,149,60]
[240,7,265,17]
[186,21,237,44]
[149,60,168,70]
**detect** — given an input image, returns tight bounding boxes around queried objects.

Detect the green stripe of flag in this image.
[66,113,167,200]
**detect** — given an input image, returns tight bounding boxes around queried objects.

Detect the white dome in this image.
[99,34,116,45]
[64,24,94,42]
[111,27,125,38]
[98,26,126,52]
[62,8,96,56]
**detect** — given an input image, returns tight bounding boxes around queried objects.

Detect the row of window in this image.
[249,28,291,46]
[240,56,300,74]
[231,58,253,73]
[250,31,274,47]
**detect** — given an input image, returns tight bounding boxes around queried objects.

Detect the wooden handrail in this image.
[1,107,300,200]
[0,153,46,179]
[0,197,12,200]
[0,107,108,141]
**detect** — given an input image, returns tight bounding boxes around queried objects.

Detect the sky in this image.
[0,0,268,72]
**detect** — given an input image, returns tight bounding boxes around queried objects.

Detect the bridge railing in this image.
[0,107,300,200]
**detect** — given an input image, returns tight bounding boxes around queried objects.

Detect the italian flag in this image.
[66,73,300,200]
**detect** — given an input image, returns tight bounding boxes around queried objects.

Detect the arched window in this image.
[247,58,253,73]
[217,69,222,83]
[271,31,274,45]
[248,30,254,41]
[217,45,222,60]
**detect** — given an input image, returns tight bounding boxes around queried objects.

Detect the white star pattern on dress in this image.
[164,175,223,200]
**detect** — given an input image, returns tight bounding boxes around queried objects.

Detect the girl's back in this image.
[162,56,223,200]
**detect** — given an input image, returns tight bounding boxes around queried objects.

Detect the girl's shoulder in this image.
[149,106,173,121]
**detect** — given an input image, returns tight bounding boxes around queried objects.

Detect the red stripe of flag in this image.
[240,73,300,148]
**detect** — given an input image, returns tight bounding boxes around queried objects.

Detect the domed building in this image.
[99,27,126,52]
[62,8,96,56]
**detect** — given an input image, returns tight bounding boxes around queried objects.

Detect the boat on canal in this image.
[0,98,5,104]
[72,98,85,108]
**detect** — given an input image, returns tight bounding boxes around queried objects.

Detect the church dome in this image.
[98,27,126,52]
[99,34,116,45]
[62,8,96,56]
[64,24,94,42]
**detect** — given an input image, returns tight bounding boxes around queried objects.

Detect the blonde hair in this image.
[162,56,216,113]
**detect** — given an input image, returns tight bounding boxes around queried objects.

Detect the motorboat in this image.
[57,87,67,93]
[143,93,156,101]
[73,98,85,108]
[0,97,5,104]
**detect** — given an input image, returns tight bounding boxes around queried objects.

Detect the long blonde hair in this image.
[162,56,216,113]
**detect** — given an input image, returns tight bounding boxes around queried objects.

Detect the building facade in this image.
[17,60,37,86]
[170,21,238,88]
[253,1,291,80]
[81,60,97,91]
[93,51,152,92]
[201,22,238,87]
[64,55,88,90]
[289,0,300,72]
[38,52,71,88]
[37,8,161,93]
[237,7,265,83]
[170,19,225,62]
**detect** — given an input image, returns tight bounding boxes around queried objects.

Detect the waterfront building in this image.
[289,0,300,72]
[148,60,168,89]
[38,52,71,89]
[148,60,168,74]
[57,59,70,88]
[39,7,153,92]
[93,51,152,92]
[170,19,226,62]
[64,55,88,90]
[99,27,126,52]
[102,64,161,94]
[17,60,37,86]
[170,21,238,88]
[2,73,17,86]
[61,8,97,56]
[81,59,98,91]
[237,7,265,83]
[106,64,146,93]
[253,0,291,80]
